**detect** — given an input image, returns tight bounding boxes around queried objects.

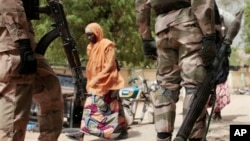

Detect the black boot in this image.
[157,136,172,141]
[114,129,128,140]
[157,133,172,141]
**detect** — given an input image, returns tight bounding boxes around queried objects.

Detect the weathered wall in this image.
[120,69,250,93]
[52,66,250,94]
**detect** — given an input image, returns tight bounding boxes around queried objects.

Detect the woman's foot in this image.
[213,112,222,120]
[114,130,128,140]
[218,112,222,120]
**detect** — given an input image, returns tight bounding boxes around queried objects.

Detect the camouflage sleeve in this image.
[191,0,216,35]
[135,0,152,39]
[0,0,30,41]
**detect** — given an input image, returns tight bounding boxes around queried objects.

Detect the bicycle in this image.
[28,0,87,129]
[119,69,159,125]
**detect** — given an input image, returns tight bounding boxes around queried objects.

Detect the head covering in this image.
[85,22,104,42]
[84,22,124,96]
[85,27,93,34]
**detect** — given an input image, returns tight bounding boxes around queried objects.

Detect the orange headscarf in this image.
[85,23,124,96]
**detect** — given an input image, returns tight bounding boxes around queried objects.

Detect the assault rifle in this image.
[47,1,86,104]
[34,0,87,127]
[173,10,244,141]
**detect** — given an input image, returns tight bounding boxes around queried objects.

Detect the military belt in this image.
[152,1,191,15]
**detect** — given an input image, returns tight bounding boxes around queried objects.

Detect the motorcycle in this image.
[119,69,159,125]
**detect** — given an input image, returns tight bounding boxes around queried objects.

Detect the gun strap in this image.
[202,85,217,141]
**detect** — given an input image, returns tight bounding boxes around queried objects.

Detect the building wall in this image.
[120,69,250,93]
[52,66,250,94]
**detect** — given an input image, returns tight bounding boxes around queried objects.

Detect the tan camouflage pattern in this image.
[156,19,206,89]
[33,54,64,141]
[0,49,34,141]
[0,0,31,52]
[135,0,152,39]
[136,0,215,36]
[0,0,63,140]
[135,0,215,139]
[33,54,64,117]
[153,90,176,134]
[155,17,206,137]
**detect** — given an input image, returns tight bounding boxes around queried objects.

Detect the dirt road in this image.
[25,94,250,141]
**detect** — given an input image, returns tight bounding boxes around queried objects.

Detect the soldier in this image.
[0,0,64,141]
[135,0,217,141]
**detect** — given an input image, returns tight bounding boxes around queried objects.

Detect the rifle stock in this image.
[174,10,243,141]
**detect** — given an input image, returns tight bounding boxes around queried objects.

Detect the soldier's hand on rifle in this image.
[17,39,37,74]
[142,38,157,60]
[200,33,217,66]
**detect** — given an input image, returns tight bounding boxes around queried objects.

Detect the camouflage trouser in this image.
[0,51,63,141]
[153,89,176,134]
[0,50,34,141]
[154,19,207,139]
[33,54,64,141]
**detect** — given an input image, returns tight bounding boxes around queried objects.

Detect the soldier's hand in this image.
[142,38,157,60]
[17,39,37,74]
[200,34,217,66]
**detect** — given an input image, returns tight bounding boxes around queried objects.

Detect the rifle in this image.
[44,0,86,105]
[173,10,244,141]
[34,0,87,128]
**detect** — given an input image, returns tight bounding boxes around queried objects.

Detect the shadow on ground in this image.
[221,114,248,122]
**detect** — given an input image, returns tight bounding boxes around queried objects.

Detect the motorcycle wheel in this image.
[123,106,134,125]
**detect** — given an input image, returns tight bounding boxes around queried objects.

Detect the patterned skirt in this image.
[215,81,230,112]
[80,91,127,139]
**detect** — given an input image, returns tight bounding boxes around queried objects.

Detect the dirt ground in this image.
[25,93,250,141]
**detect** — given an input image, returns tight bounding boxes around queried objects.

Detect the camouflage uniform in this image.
[136,0,216,140]
[0,0,63,141]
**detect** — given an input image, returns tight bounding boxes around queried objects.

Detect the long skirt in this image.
[215,81,230,112]
[80,91,127,139]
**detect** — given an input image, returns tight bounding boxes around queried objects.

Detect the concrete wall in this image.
[228,71,250,90]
